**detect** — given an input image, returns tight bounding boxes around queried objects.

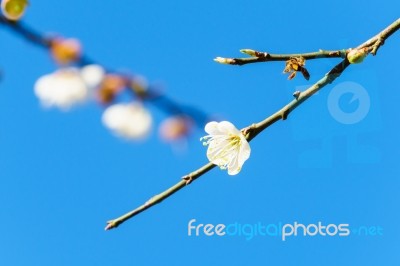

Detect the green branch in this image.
[106,18,400,231]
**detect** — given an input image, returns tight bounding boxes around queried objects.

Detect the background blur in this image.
[1,1,399,265]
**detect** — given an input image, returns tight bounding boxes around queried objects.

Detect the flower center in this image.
[203,134,242,169]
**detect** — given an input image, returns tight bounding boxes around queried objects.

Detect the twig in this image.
[105,163,216,230]
[357,19,400,54]
[215,49,347,66]
[105,18,400,230]
[0,15,51,48]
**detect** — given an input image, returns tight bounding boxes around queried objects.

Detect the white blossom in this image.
[34,65,105,110]
[201,121,251,175]
[34,68,88,110]
[102,103,152,139]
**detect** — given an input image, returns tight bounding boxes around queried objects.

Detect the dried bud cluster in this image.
[50,38,82,65]
[283,57,310,80]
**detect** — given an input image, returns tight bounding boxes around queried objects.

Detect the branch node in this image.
[281,109,289,120]
[293,91,301,99]
[182,175,193,185]
[242,123,257,139]
[371,37,385,55]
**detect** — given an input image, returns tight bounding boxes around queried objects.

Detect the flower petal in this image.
[238,138,251,164]
[205,121,221,135]
[227,152,241,175]
[218,121,241,135]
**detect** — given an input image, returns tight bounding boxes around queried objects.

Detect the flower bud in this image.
[1,0,28,21]
[50,38,82,65]
[97,74,126,104]
[347,48,368,64]
[240,49,257,57]
[80,64,105,89]
[130,75,148,97]
[214,57,235,64]
[159,116,192,141]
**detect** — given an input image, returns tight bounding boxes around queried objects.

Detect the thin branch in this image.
[0,15,51,48]
[214,18,400,66]
[106,18,400,230]
[357,19,400,55]
[215,49,347,66]
[105,163,216,230]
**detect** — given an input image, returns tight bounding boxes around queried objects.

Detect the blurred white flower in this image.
[80,64,105,89]
[201,121,250,175]
[102,103,152,139]
[34,68,88,110]
[34,65,105,110]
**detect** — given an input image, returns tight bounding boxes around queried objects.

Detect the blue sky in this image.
[1,1,399,265]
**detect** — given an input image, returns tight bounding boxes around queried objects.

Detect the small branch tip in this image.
[105,220,118,231]
[214,57,235,64]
